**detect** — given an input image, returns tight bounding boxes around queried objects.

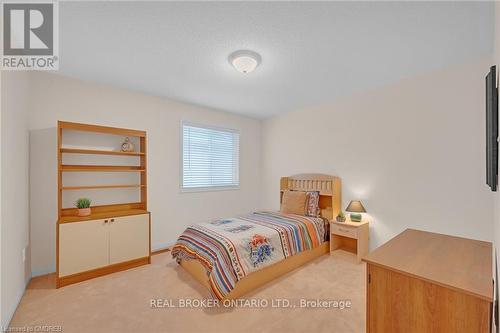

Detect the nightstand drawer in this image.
[332,224,357,239]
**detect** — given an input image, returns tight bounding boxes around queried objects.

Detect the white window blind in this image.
[182,122,240,190]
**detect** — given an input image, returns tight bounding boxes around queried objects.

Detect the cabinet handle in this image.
[104,220,109,223]
[110,219,115,222]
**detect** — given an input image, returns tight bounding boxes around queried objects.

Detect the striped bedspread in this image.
[171,211,327,299]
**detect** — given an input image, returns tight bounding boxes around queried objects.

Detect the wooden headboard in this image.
[280,174,341,221]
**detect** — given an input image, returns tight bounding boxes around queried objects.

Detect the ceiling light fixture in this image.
[228,50,261,74]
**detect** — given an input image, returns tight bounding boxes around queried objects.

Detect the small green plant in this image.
[75,198,92,209]
[336,211,346,222]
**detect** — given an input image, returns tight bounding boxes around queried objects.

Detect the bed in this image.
[172,174,341,299]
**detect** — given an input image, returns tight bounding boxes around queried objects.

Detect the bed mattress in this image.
[171,211,327,299]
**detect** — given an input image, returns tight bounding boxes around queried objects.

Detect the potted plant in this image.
[336,211,346,223]
[75,198,92,217]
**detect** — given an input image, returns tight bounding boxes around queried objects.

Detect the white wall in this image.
[262,57,493,250]
[28,72,262,276]
[1,72,31,327]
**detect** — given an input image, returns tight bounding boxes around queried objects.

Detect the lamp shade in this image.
[346,200,366,213]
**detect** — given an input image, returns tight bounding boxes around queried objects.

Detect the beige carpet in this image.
[10,250,365,333]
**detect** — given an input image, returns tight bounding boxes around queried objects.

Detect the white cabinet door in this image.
[109,214,149,264]
[59,219,109,277]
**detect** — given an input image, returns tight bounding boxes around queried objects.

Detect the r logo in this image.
[3,3,54,56]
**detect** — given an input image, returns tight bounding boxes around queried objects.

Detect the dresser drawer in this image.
[331,224,357,239]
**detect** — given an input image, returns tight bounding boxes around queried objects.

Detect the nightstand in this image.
[330,220,369,263]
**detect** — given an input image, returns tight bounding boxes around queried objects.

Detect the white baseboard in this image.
[31,267,56,278]
[152,240,176,252]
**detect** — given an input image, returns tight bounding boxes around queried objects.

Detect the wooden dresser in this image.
[363,229,493,333]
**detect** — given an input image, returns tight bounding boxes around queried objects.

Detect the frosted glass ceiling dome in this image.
[228,50,261,74]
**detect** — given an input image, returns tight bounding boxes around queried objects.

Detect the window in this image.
[182,122,240,191]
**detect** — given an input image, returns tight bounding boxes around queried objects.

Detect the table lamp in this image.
[346,200,366,222]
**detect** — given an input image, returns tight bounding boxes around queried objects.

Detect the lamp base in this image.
[349,213,362,222]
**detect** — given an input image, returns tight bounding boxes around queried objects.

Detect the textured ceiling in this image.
[58,1,493,118]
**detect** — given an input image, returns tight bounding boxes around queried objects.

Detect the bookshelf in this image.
[56,121,150,288]
[57,121,148,219]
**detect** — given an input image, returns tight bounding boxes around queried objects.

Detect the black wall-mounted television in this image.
[486,65,498,192]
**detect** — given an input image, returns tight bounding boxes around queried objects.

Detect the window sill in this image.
[180,186,240,193]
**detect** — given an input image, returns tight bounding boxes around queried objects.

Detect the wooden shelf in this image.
[58,121,146,137]
[62,184,146,191]
[57,121,148,215]
[58,209,149,224]
[61,202,144,217]
[57,122,149,288]
[61,165,145,172]
[61,148,144,156]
